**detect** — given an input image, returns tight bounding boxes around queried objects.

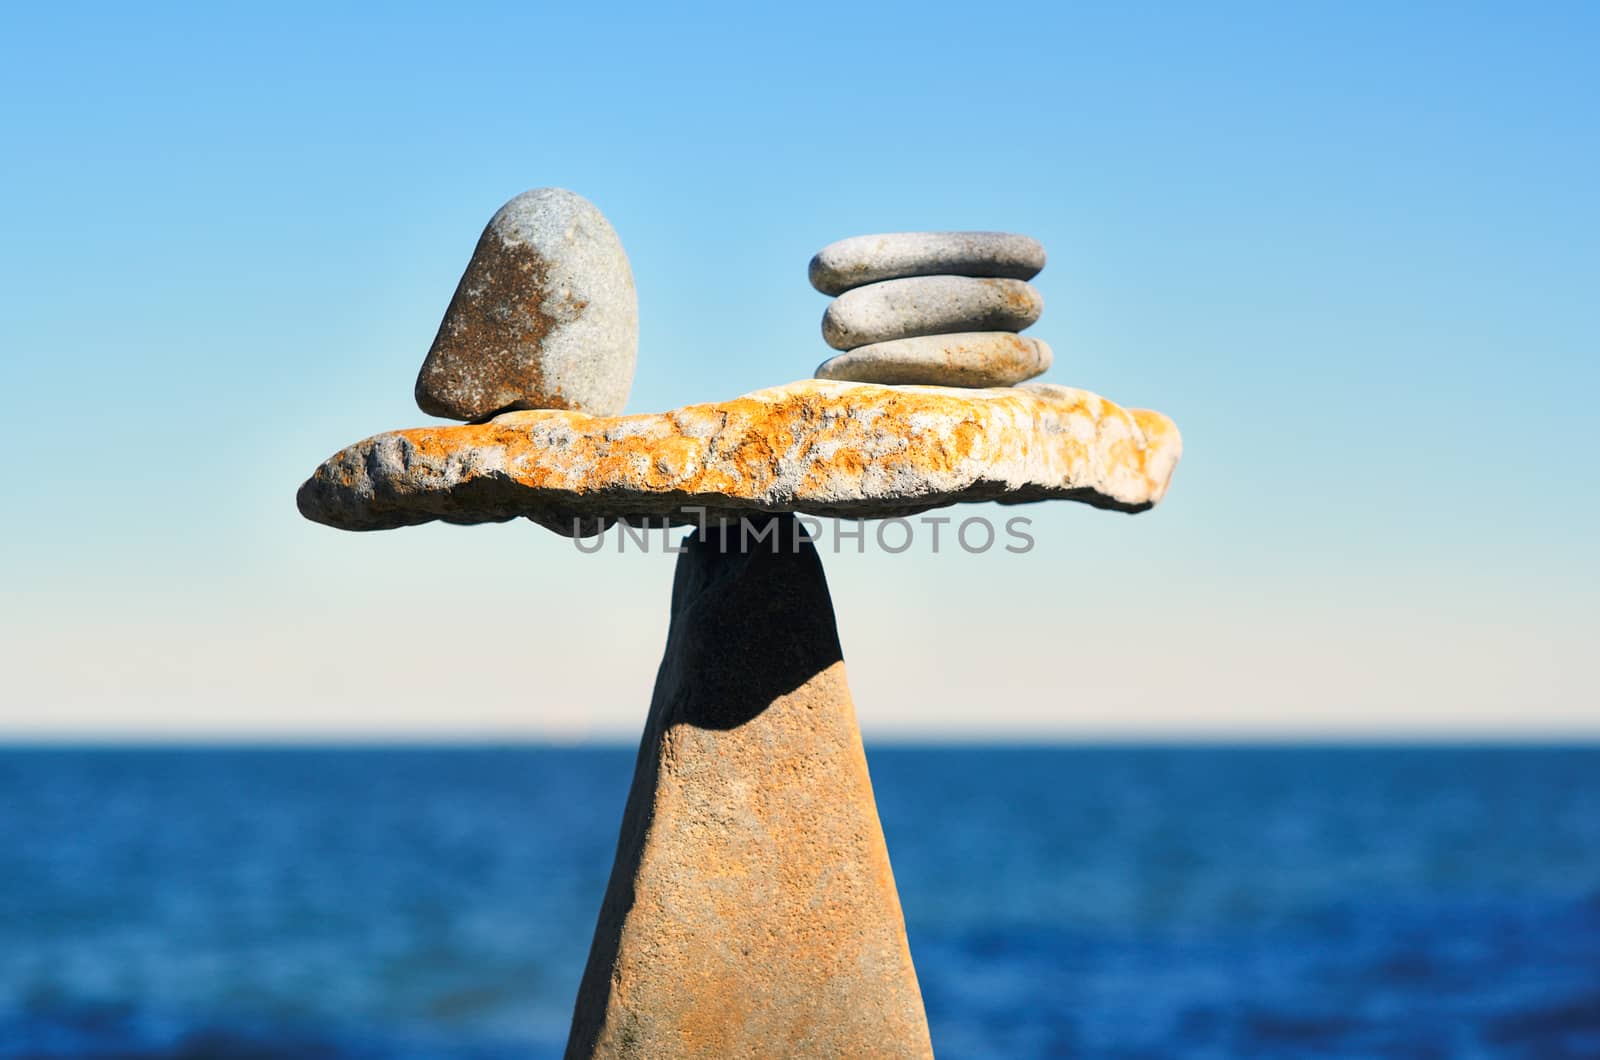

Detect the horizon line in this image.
[3,730,1598,750]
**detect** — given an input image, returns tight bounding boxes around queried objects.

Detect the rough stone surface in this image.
[817,332,1052,387]
[296,379,1182,535]
[809,231,1046,296]
[414,187,637,421]
[822,276,1042,350]
[567,517,932,1059]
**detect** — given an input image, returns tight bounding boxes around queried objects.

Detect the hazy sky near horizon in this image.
[2,2,1595,739]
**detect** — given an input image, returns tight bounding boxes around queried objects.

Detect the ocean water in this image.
[0,747,1597,1059]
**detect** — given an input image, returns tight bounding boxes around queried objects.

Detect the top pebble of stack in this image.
[808,231,1045,296]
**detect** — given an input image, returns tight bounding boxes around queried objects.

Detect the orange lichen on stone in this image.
[296,379,1182,535]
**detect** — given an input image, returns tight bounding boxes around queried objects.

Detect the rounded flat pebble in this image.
[821,276,1042,351]
[415,187,637,421]
[815,332,1052,388]
[809,231,1045,296]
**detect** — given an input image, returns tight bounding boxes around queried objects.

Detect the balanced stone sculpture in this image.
[298,200,1184,1058]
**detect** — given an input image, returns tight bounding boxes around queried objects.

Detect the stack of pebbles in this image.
[809,232,1049,387]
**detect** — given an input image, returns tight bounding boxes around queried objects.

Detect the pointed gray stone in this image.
[415,188,637,421]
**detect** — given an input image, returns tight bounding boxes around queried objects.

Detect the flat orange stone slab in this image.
[295,379,1181,535]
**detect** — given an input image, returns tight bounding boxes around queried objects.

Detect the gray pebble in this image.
[821,276,1042,351]
[415,187,637,421]
[809,231,1045,296]
[815,332,1052,388]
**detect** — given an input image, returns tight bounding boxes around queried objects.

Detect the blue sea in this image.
[1,747,1597,1059]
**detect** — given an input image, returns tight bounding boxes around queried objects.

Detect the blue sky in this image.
[2,2,1595,738]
